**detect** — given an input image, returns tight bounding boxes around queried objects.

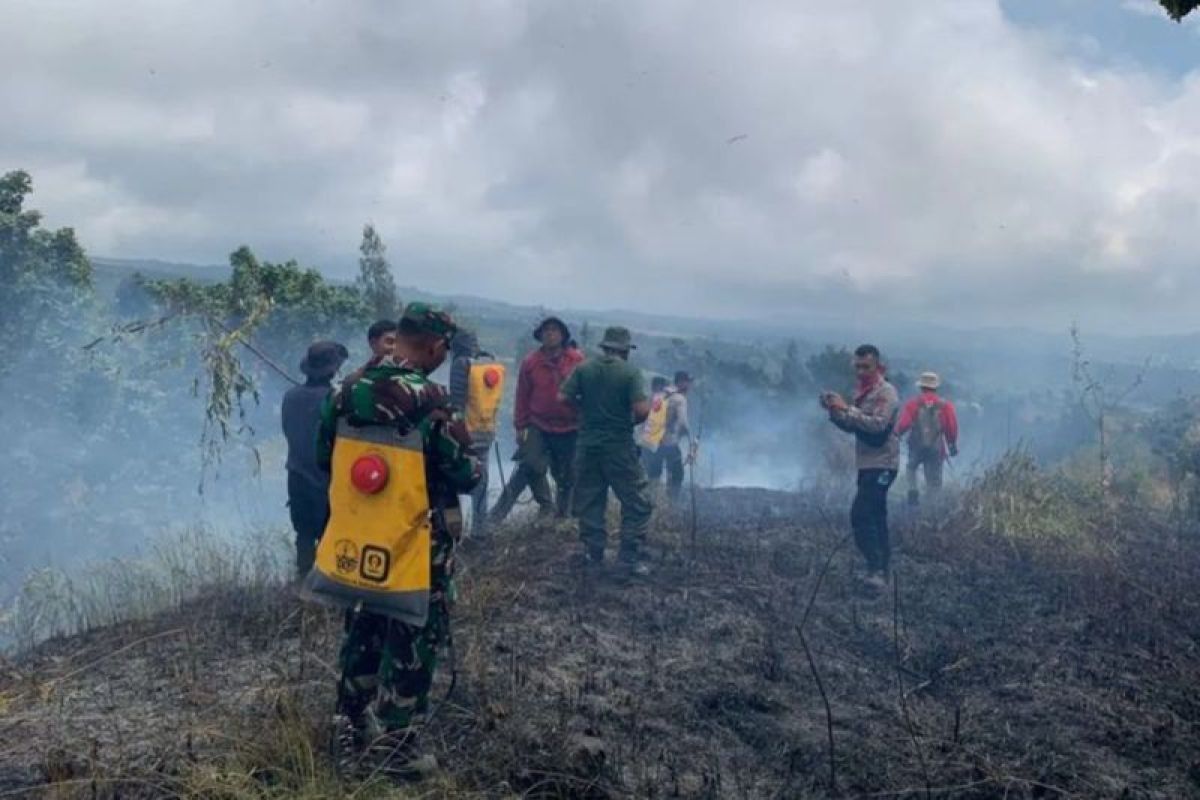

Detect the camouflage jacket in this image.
[317,356,482,509]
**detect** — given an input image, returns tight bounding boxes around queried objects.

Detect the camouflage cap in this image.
[399,301,458,342]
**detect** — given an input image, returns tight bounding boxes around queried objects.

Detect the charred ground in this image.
[2,470,1200,799]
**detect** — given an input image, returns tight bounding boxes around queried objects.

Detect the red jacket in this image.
[514,347,584,433]
[896,392,959,455]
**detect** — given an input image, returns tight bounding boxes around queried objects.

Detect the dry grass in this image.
[1,527,290,651]
[3,466,1200,798]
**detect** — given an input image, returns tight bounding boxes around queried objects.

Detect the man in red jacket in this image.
[895,371,959,507]
[490,316,584,523]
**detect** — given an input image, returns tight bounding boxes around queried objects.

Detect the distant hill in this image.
[89,255,1200,401]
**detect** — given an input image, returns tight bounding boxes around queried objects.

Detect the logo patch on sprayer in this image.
[335,540,359,574]
[360,545,390,583]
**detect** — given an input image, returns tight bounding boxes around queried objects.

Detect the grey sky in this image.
[4,0,1200,332]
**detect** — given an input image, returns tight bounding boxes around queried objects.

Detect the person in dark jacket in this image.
[281,340,348,574]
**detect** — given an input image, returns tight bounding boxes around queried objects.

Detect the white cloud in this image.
[1120,0,1166,18]
[3,0,1200,331]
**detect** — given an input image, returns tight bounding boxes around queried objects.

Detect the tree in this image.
[136,246,371,474]
[0,170,92,363]
[1069,323,1146,495]
[780,339,806,394]
[357,223,399,321]
[805,345,855,398]
[1160,1,1200,21]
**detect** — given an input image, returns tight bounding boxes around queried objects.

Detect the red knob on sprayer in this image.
[484,367,501,389]
[350,454,389,494]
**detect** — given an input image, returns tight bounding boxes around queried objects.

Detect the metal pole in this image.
[689,454,698,556]
[493,440,509,495]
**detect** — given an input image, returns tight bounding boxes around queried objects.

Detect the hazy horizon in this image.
[8,1,1200,333]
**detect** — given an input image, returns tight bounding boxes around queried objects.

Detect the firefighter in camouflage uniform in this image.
[311,302,481,780]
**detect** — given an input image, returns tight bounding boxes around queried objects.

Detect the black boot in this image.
[332,713,366,779]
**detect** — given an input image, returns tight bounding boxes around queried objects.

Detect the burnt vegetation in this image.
[5,167,1200,798]
[3,466,1200,798]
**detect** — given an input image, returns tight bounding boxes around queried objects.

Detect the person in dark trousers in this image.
[490,317,584,523]
[560,326,653,575]
[638,376,670,480]
[449,329,495,536]
[820,344,900,589]
[281,340,348,575]
[895,371,960,506]
[659,371,694,504]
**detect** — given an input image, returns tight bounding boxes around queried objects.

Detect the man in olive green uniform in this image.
[559,326,653,575]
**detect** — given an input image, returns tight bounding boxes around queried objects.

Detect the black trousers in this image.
[643,447,665,481]
[659,444,685,503]
[851,469,896,574]
[287,471,329,575]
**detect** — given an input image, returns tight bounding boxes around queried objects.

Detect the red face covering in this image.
[855,364,885,401]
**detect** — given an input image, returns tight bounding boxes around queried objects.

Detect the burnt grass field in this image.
[2,475,1200,798]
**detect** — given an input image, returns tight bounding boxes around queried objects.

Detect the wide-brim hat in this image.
[916,371,941,390]
[533,316,571,342]
[599,326,636,352]
[300,340,349,378]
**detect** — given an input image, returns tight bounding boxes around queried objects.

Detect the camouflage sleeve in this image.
[315,390,339,471]
[356,372,450,433]
[423,410,483,494]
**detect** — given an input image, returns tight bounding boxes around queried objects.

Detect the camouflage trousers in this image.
[335,532,454,735]
[573,441,653,560]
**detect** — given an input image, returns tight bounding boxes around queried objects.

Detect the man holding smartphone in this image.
[820,344,900,589]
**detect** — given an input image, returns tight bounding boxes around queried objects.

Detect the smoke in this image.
[1,270,1191,618]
